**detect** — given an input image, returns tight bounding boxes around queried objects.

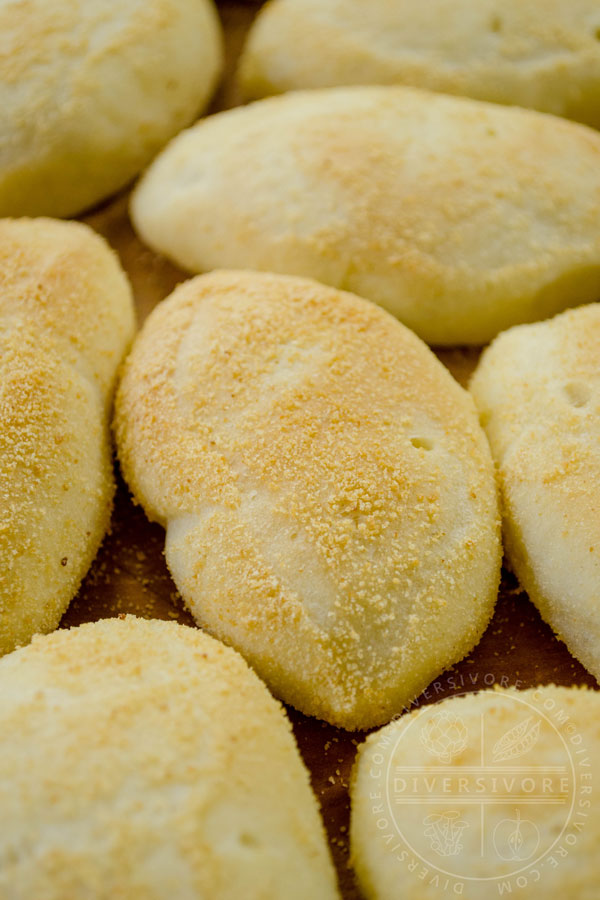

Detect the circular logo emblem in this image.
[367,686,590,893]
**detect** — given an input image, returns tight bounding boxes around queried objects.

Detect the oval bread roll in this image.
[239,0,600,129]
[131,86,600,346]
[115,270,501,730]
[0,218,135,656]
[0,0,223,217]
[0,615,339,899]
[470,305,600,683]
[351,685,600,899]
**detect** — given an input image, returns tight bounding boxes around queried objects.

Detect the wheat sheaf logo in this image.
[420,710,468,763]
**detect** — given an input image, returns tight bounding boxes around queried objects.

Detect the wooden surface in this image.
[57,4,598,897]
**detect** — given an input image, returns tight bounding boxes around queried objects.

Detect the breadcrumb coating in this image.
[470,303,600,684]
[240,0,600,129]
[0,217,135,655]
[115,270,501,729]
[0,615,339,899]
[131,85,600,345]
[0,0,223,216]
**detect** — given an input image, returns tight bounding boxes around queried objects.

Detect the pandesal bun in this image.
[131,86,600,345]
[0,218,135,656]
[0,615,339,899]
[470,304,600,683]
[351,685,600,899]
[240,0,600,130]
[0,0,223,217]
[115,270,501,729]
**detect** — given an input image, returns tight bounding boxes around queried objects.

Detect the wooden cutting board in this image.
[59,4,597,897]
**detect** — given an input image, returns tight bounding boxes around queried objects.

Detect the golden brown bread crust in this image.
[115,269,501,729]
[0,0,223,217]
[0,218,135,655]
[0,615,339,899]
[470,304,600,684]
[240,0,600,129]
[131,86,600,345]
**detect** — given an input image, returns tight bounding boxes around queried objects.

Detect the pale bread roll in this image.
[131,86,600,346]
[470,305,600,683]
[351,686,600,899]
[0,218,135,656]
[239,0,600,129]
[114,270,501,730]
[0,0,223,217]
[0,615,339,899]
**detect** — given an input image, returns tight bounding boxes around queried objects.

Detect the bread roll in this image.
[0,0,223,217]
[239,0,600,129]
[0,615,339,899]
[0,218,135,656]
[131,86,600,346]
[115,270,501,730]
[470,304,600,683]
[351,685,599,899]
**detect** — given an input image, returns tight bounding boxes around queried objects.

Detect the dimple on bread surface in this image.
[115,270,501,730]
[0,217,135,656]
[239,0,600,129]
[0,615,339,899]
[131,86,600,345]
[470,304,600,684]
[0,0,223,217]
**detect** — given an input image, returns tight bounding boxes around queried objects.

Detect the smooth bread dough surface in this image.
[470,304,600,683]
[0,0,223,217]
[0,217,135,656]
[351,686,600,899]
[131,86,600,346]
[239,0,600,128]
[0,615,339,900]
[115,270,501,730]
